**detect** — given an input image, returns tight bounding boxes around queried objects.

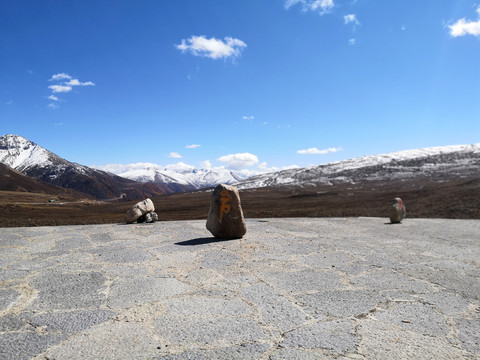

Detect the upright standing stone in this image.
[206,184,247,239]
[125,198,155,224]
[389,197,406,224]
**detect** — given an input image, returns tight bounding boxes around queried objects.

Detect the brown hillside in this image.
[0,176,478,227]
[0,163,92,200]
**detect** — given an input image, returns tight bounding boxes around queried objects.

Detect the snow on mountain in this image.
[0,134,170,199]
[3,133,478,196]
[0,134,59,171]
[93,162,249,189]
[0,134,96,180]
[237,143,480,189]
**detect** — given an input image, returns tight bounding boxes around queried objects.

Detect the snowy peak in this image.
[108,162,249,189]
[0,134,171,200]
[0,134,54,170]
[320,143,480,172]
[238,143,480,189]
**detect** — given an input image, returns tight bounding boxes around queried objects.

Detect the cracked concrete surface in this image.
[0,217,479,359]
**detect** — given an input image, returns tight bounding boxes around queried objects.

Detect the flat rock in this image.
[0,217,478,360]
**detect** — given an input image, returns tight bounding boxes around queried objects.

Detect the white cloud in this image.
[65,79,95,86]
[169,152,183,159]
[48,73,94,100]
[257,162,299,174]
[92,162,160,174]
[185,144,201,149]
[449,7,480,37]
[348,38,357,46]
[297,147,343,155]
[48,103,59,109]
[258,162,269,170]
[344,14,360,26]
[50,73,72,81]
[285,0,334,14]
[242,115,255,120]
[217,152,259,169]
[92,160,300,180]
[176,35,247,59]
[48,85,72,93]
[164,162,195,172]
[200,160,212,170]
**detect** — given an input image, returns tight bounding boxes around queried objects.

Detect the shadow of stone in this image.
[175,237,237,246]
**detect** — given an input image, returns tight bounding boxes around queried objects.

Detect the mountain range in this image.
[0,134,173,200]
[94,162,249,190]
[1,134,479,203]
[238,143,480,189]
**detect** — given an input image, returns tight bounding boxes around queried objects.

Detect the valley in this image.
[1,176,478,227]
[1,134,479,227]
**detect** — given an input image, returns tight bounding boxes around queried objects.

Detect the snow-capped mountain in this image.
[0,134,172,200]
[1,133,68,173]
[237,144,480,189]
[96,162,249,189]
[3,134,479,200]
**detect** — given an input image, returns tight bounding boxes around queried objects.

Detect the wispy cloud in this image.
[258,162,299,173]
[200,160,212,169]
[449,6,480,37]
[176,35,247,60]
[50,73,72,81]
[165,162,194,172]
[5,100,13,105]
[297,147,343,155]
[91,162,158,174]
[65,79,95,86]
[48,85,72,93]
[185,144,201,149]
[285,0,334,14]
[344,14,360,27]
[242,115,255,120]
[348,38,357,46]
[46,73,95,108]
[217,152,259,169]
[169,152,183,159]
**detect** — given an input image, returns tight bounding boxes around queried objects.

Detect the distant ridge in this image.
[2,134,479,202]
[93,163,249,189]
[0,134,181,200]
[237,143,480,189]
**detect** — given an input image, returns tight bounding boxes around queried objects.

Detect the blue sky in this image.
[1,0,479,173]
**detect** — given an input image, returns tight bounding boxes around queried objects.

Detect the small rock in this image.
[206,184,246,239]
[125,198,155,224]
[149,212,159,223]
[137,212,158,223]
[389,197,406,224]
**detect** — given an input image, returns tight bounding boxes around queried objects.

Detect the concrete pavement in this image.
[0,217,479,359]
